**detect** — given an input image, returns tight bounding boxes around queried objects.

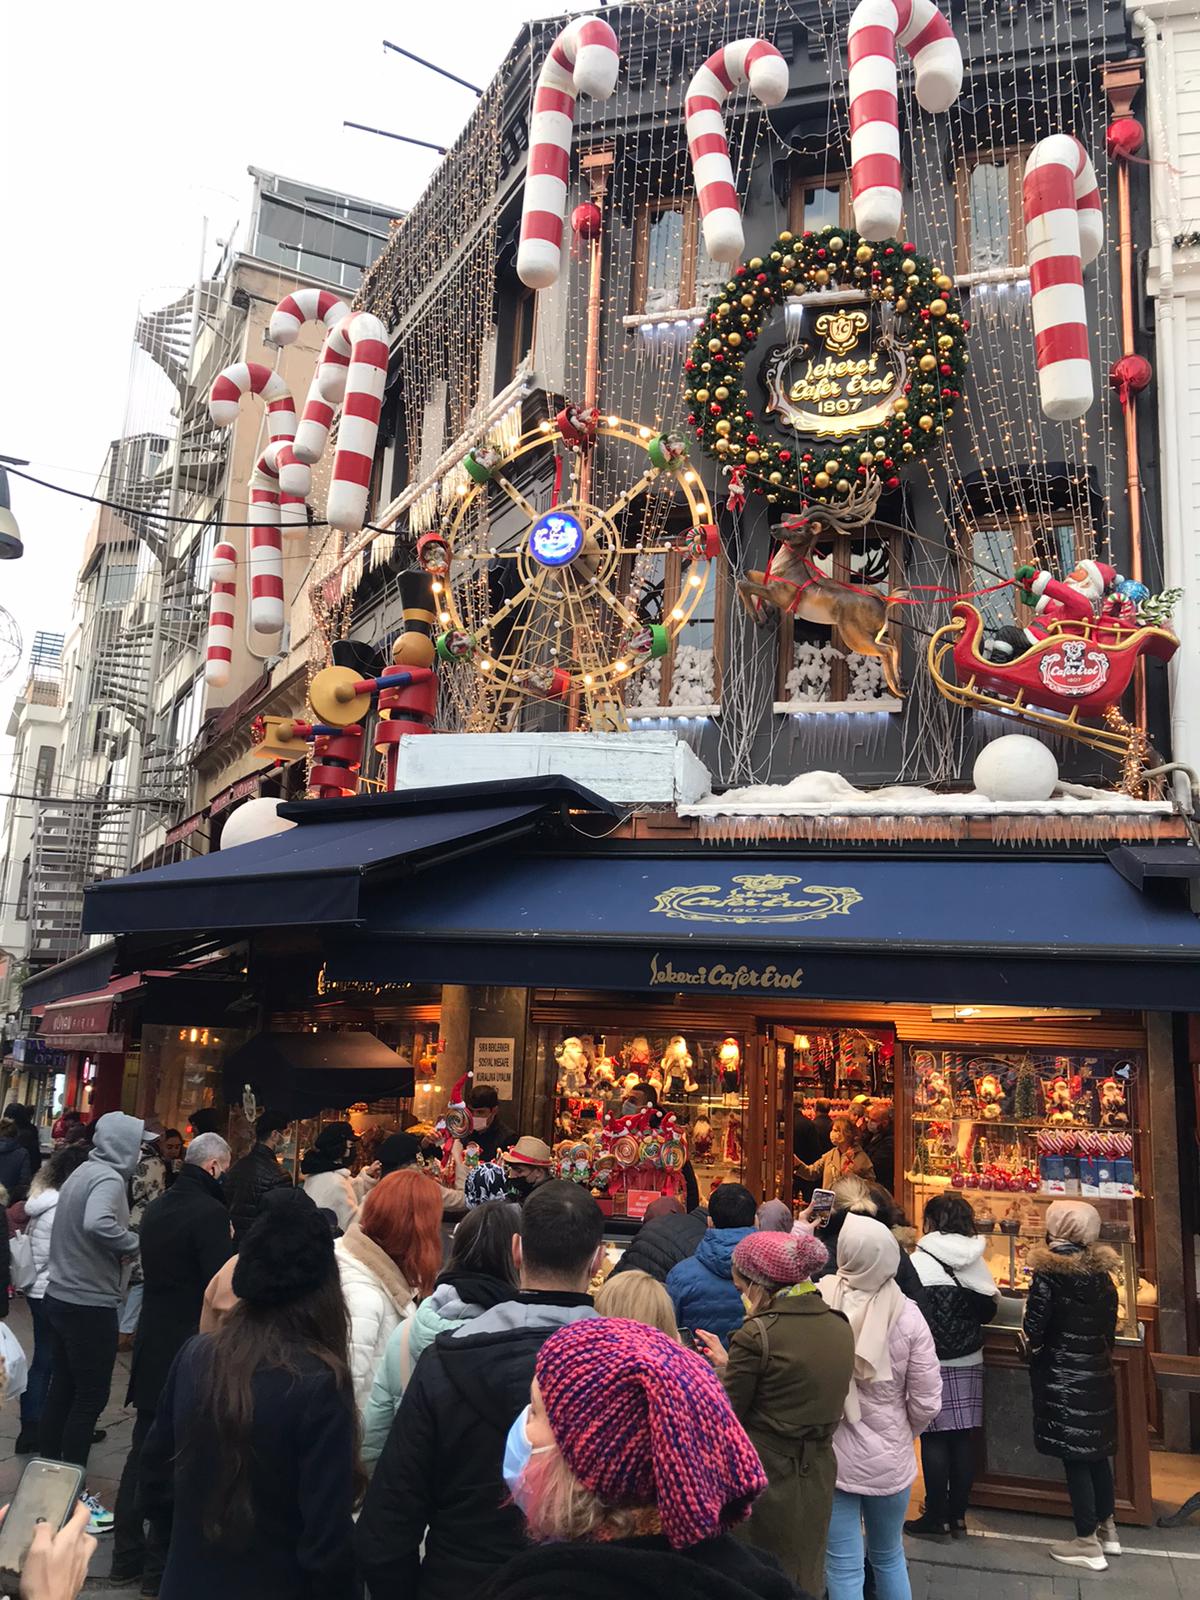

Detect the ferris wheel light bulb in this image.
[671,607,684,620]
[684,471,697,483]
[584,674,594,685]
[439,612,451,623]
[606,415,618,425]
[431,581,443,593]
[480,659,493,672]
[638,427,651,439]
[615,660,628,672]
[688,574,702,587]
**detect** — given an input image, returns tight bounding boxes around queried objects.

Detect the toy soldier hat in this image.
[503,1136,556,1168]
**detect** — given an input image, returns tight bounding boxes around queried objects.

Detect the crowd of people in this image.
[0,1094,1127,1600]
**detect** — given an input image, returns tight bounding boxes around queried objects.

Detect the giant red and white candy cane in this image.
[1023,136,1103,422]
[204,541,237,688]
[268,290,352,465]
[247,444,290,634]
[208,362,298,441]
[847,0,962,240]
[517,16,620,289]
[326,312,388,533]
[686,39,789,265]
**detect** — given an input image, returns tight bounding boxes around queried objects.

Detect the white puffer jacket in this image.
[23,1188,60,1299]
[335,1223,417,1413]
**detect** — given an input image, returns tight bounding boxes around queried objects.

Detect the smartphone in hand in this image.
[809,1188,836,1225]
[0,1459,84,1585]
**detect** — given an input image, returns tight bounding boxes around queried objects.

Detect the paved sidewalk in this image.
[4,1295,1199,1597]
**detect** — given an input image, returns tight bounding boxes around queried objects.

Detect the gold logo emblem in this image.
[651,874,863,925]
[814,308,868,357]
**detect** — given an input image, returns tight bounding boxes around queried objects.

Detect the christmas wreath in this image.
[685,226,968,507]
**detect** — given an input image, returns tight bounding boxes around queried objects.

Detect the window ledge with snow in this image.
[774,698,903,715]
[629,704,721,721]
[622,307,706,330]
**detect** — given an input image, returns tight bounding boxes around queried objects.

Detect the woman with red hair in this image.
[336,1169,442,1412]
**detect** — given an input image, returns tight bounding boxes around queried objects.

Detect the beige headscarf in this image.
[1044,1200,1101,1247]
[818,1212,906,1422]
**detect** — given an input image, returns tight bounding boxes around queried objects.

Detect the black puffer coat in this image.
[223,1142,291,1244]
[1024,1241,1118,1460]
[911,1235,997,1361]
[607,1209,707,1284]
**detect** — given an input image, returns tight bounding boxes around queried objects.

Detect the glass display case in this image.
[903,1043,1153,1325]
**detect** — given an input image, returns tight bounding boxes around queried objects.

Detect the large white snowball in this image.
[972,735,1059,802]
[220,797,297,849]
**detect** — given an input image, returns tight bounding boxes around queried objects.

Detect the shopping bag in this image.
[9,1228,36,1293]
[0,1319,29,1400]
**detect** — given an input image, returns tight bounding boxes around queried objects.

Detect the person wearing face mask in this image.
[501,1138,556,1204]
[467,1086,516,1163]
[301,1122,378,1232]
[616,1083,700,1212]
[223,1111,293,1245]
[794,1116,876,1193]
[355,1181,602,1600]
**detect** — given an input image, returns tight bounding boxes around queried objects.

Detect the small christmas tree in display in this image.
[1013,1058,1039,1122]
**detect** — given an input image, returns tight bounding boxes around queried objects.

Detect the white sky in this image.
[0,0,591,733]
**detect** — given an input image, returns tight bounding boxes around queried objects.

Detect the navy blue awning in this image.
[327,852,1200,1009]
[21,943,118,1011]
[82,779,614,937]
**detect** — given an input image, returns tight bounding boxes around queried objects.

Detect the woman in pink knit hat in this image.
[696,1228,855,1596]
[490,1317,803,1600]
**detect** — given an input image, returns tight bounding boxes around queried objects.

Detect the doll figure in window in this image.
[1045,1075,1076,1125]
[592,1053,619,1094]
[717,1036,741,1094]
[976,1072,1003,1121]
[723,1114,743,1166]
[692,1114,713,1161]
[660,1034,698,1097]
[1098,1076,1129,1128]
[983,560,1130,662]
[623,1034,654,1077]
[918,1068,955,1119]
[555,1036,591,1098]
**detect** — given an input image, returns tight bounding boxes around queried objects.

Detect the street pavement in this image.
[3,1296,1198,1597]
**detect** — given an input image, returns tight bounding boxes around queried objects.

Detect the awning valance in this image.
[325,851,1200,1010]
[222,1030,416,1119]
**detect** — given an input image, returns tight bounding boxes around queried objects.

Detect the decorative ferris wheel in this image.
[422,410,719,733]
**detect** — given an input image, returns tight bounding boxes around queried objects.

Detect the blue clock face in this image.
[529,511,584,567]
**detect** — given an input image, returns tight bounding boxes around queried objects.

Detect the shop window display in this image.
[904,1045,1149,1334]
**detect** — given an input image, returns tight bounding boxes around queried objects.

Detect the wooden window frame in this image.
[774,528,904,704]
[787,170,851,236]
[957,511,1091,600]
[631,198,703,315]
[955,145,1031,275]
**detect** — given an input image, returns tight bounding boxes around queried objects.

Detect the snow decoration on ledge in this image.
[670,644,716,707]
[784,641,890,704]
[627,658,664,712]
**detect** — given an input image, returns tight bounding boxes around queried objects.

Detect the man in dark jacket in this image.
[792,1099,833,1200]
[0,1115,32,1202]
[223,1111,292,1243]
[4,1103,42,1177]
[862,1101,896,1192]
[665,1182,756,1346]
[108,1132,234,1592]
[466,1084,516,1163]
[608,1196,707,1284]
[356,1180,603,1599]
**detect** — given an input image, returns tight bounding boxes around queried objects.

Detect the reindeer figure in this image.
[737,480,907,697]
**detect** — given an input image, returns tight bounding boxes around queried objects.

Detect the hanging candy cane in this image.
[1023,135,1103,422]
[268,291,353,465]
[686,39,790,264]
[247,445,289,634]
[204,542,237,688]
[847,0,963,240]
[517,16,620,289]
[326,312,388,533]
[208,362,297,441]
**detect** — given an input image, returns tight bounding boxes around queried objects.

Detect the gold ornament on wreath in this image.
[428,414,717,732]
[686,227,968,508]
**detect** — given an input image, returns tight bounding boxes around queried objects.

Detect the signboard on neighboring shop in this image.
[164,810,208,849]
[209,774,261,818]
[472,1036,516,1096]
[43,999,114,1038]
[13,1037,68,1070]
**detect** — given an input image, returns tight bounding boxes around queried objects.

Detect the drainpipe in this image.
[1134,9,1193,811]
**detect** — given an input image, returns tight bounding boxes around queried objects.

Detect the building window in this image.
[632,200,725,315]
[960,513,1089,631]
[788,172,849,236]
[955,149,1030,273]
[33,746,56,797]
[627,552,727,713]
[775,527,902,704]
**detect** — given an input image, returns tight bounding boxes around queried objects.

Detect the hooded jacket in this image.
[666,1227,754,1345]
[608,1210,707,1285]
[483,1533,802,1600]
[0,1135,32,1203]
[22,1187,61,1299]
[912,1233,998,1364]
[46,1111,142,1308]
[830,1296,942,1497]
[361,1270,516,1463]
[1023,1241,1119,1460]
[334,1223,419,1412]
[223,1142,291,1245]
[356,1291,596,1600]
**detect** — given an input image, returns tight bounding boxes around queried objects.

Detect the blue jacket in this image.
[665,1226,753,1345]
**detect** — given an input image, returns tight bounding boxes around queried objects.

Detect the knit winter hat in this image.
[733,1228,828,1290]
[232,1188,338,1307]
[535,1317,767,1548]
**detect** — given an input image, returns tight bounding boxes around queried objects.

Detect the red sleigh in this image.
[928,603,1178,758]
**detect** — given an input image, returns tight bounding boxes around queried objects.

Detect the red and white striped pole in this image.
[268,290,353,465]
[326,312,389,533]
[517,16,620,289]
[248,447,287,634]
[1023,135,1103,422]
[686,39,789,265]
[204,542,237,688]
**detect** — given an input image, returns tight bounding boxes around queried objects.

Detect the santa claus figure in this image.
[985,559,1127,662]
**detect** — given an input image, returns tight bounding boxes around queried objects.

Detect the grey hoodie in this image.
[46,1111,143,1308]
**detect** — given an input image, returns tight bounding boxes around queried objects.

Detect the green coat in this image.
[720,1287,856,1596]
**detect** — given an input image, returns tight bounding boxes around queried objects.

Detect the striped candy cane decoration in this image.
[326,312,388,533]
[208,362,298,441]
[847,0,963,240]
[1023,136,1103,422]
[204,542,237,688]
[686,39,790,265]
[248,444,289,634]
[268,290,353,465]
[517,16,620,289]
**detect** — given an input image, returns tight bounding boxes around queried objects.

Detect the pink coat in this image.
[831,1296,943,1496]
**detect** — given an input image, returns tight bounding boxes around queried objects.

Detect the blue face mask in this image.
[502,1404,553,1510]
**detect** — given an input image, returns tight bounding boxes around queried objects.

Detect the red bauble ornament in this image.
[756,272,767,282]
[709,402,722,414]
[779,450,791,461]
[1109,352,1153,404]
[746,433,759,445]
[571,202,603,240]
[886,476,900,489]
[902,241,916,253]
[940,363,952,375]
[1106,117,1145,160]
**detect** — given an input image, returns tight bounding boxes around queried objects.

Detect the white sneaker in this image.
[1049,1534,1107,1571]
[80,1492,114,1535]
[1097,1517,1122,1556]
